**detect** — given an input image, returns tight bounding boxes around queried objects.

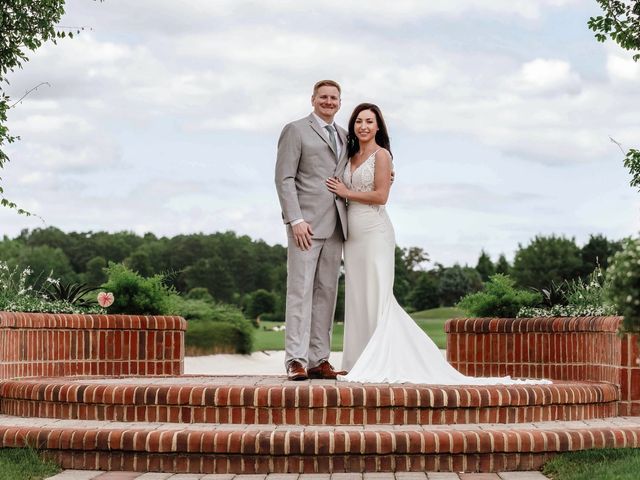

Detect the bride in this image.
[326,103,548,385]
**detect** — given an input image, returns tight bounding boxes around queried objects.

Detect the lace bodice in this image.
[343,149,380,193]
[343,149,389,212]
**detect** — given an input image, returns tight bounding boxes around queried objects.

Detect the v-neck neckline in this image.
[350,149,381,176]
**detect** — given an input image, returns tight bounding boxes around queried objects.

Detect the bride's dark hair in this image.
[347,103,392,159]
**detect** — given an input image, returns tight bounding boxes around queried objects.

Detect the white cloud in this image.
[508,58,582,96]
[11,113,92,137]
[317,0,582,23]
[0,0,636,268]
[394,183,542,213]
[7,9,618,168]
[607,53,640,82]
[6,108,122,173]
[62,0,582,36]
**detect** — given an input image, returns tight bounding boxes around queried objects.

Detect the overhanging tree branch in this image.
[589,0,640,61]
[10,82,51,108]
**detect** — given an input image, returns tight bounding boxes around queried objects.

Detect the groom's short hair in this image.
[313,80,341,97]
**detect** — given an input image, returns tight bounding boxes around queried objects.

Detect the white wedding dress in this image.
[338,150,549,385]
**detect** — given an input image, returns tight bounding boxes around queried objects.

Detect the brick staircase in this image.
[0,376,619,425]
[0,312,638,474]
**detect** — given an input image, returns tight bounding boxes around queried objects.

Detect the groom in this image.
[275,80,349,380]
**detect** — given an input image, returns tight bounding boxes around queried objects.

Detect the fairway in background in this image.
[411,307,465,320]
[253,307,464,352]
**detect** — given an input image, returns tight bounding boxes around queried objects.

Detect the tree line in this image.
[0,227,622,319]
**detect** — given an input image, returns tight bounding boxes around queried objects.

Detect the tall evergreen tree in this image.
[407,271,440,311]
[475,250,495,282]
[438,265,483,306]
[495,254,510,275]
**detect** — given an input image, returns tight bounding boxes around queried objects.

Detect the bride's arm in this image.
[326,150,392,205]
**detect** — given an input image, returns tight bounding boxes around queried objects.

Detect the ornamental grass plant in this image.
[519,265,617,317]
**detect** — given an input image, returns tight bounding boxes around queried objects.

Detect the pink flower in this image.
[97,292,115,308]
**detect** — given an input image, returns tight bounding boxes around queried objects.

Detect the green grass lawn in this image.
[253,307,465,352]
[0,448,60,480]
[543,449,640,480]
[411,306,465,320]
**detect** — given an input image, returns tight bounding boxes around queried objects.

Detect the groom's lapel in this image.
[307,115,337,157]
[337,127,347,159]
[335,126,349,171]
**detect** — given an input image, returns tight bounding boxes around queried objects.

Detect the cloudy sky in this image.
[1,0,639,266]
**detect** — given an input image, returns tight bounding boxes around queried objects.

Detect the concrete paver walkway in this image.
[183,350,444,376]
[45,472,551,479]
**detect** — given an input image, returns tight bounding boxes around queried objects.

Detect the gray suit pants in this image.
[284,224,343,369]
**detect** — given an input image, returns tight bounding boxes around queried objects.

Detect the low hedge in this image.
[178,299,254,355]
[185,319,253,355]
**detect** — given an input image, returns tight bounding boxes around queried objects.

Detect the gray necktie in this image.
[324,124,338,156]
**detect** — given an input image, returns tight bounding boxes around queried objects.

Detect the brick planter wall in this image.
[0,313,638,474]
[0,312,187,380]
[445,316,640,415]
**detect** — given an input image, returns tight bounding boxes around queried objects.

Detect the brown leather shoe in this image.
[307,360,347,380]
[287,360,308,381]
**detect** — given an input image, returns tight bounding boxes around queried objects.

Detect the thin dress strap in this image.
[369,148,382,159]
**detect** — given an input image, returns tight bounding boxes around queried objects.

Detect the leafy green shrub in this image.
[607,238,640,332]
[101,263,175,315]
[457,274,541,317]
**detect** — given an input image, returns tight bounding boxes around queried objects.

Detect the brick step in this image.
[1,415,639,473]
[0,376,618,425]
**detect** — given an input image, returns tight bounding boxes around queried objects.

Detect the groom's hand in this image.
[292,221,313,251]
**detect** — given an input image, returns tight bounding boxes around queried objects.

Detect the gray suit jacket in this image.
[275,114,349,239]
